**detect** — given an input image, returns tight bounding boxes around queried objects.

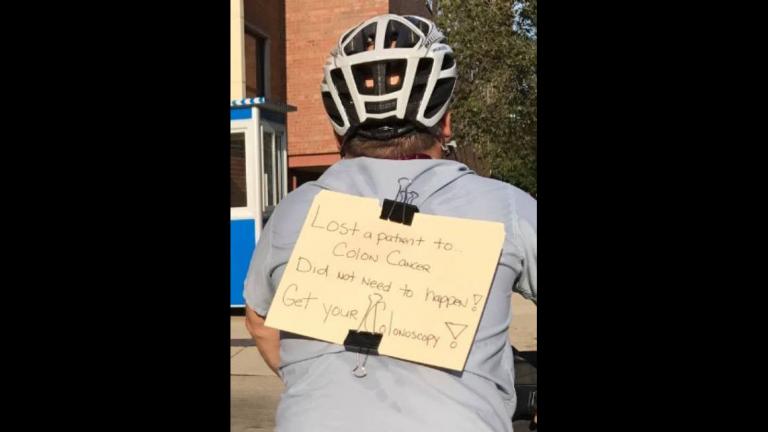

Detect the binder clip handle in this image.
[380,177,419,225]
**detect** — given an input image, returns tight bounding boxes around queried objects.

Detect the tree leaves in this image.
[438,0,537,197]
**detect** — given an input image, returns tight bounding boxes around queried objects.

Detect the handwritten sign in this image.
[265,190,504,371]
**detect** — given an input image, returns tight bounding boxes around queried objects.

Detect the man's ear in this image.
[441,111,452,139]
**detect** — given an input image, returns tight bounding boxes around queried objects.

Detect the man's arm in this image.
[244,305,280,376]
[512,189,537,305]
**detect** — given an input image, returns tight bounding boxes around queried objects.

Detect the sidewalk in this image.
[231,294,537,432]
[231,315,283,432]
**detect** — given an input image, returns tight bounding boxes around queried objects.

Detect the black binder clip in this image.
[343,329,383,355]
[343,330,382,378]
[380,177,419,225]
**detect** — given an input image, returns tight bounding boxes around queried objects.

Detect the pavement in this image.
[230,293,537,432]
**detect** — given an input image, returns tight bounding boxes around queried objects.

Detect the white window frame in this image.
[275,129,287,199]
[260,120,288,215]
[230,111,263,229]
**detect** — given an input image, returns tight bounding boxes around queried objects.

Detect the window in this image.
[262,130,275,208]
[230,132,247,208]
[276,131,285,199]
[245,31,267,98]
[261,126,287,223]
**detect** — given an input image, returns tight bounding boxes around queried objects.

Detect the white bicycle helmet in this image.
[320,14,457,141]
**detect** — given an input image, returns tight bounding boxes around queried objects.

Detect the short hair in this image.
[343,130,441,159]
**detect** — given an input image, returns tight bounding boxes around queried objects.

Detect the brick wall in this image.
[285,0,388,159]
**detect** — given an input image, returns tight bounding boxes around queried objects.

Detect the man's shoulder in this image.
[267,182,325,236]
[441,173,536,229]
[279,182,324,208]
[454,173,535,205]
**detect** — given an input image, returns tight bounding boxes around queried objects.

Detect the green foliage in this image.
[438,0,537,197]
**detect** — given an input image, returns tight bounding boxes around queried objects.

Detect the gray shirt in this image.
[244,157,537,432]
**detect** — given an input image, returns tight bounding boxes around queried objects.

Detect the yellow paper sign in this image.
[265,190,505,371]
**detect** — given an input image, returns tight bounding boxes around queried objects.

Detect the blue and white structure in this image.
[230,98,296,307]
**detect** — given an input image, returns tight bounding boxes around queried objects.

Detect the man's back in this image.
[244,157,536,432]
